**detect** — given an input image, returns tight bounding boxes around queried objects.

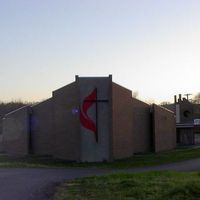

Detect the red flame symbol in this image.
[80,89,97,139]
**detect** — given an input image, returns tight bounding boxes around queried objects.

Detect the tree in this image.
[160,101,171,106]
[132,91,139,98]
[192,92,200,104]
[144,98,155,105]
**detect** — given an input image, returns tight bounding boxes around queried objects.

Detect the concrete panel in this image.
[78,76,112,162]
[2,106,31,155]
[132,98,152,153]
[53,82,80,161]
[153,104,176,152]
[112,83,134,159]
[31,98,54,155]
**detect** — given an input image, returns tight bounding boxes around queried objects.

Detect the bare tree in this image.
[160,101,171,106]
[144,98,155,105]
[192,92,200,104]
[132,91,139,98]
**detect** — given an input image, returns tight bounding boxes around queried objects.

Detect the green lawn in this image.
[0,146,200,168]
[53,171,200,200]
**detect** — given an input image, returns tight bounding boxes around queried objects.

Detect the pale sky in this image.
[0,0,200,103]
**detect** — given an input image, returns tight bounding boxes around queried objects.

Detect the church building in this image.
[1,75,176,162]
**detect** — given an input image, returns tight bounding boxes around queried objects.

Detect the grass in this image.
[53,171,200,200]
[0,146,200,168]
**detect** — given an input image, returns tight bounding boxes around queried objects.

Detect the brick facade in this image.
[2,106,31,155]
[112,83,133,159]
[132,98,152,153]
[1,76,177,162]
[153,104,176,152]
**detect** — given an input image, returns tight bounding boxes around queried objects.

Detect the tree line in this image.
[0,100,35,134]
[0,100,34,119]
[0,91,200,117]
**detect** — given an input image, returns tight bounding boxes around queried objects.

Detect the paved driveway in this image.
[0,158,200,200]
[0,168,112,200]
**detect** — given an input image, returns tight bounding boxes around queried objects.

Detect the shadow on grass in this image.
[0,146,200,168]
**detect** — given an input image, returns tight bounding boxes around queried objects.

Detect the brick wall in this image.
[153,104,176,152]
[2,106,31,155]
[0,134,3,152]
[132,98,152,153]
[31,98,54,155]
[180,99,194,123]
[52,82,80,161]
[112,83,134,159]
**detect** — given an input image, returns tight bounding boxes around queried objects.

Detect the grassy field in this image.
[0,146,200,168]
[54,171,200,200]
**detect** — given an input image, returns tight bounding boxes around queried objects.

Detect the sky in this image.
[0,0,200,103]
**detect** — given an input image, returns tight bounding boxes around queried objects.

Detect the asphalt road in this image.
[0,158,200,200]
[0,168,112,200]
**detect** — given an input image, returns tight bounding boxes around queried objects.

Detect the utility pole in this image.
[184,94,192,100]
